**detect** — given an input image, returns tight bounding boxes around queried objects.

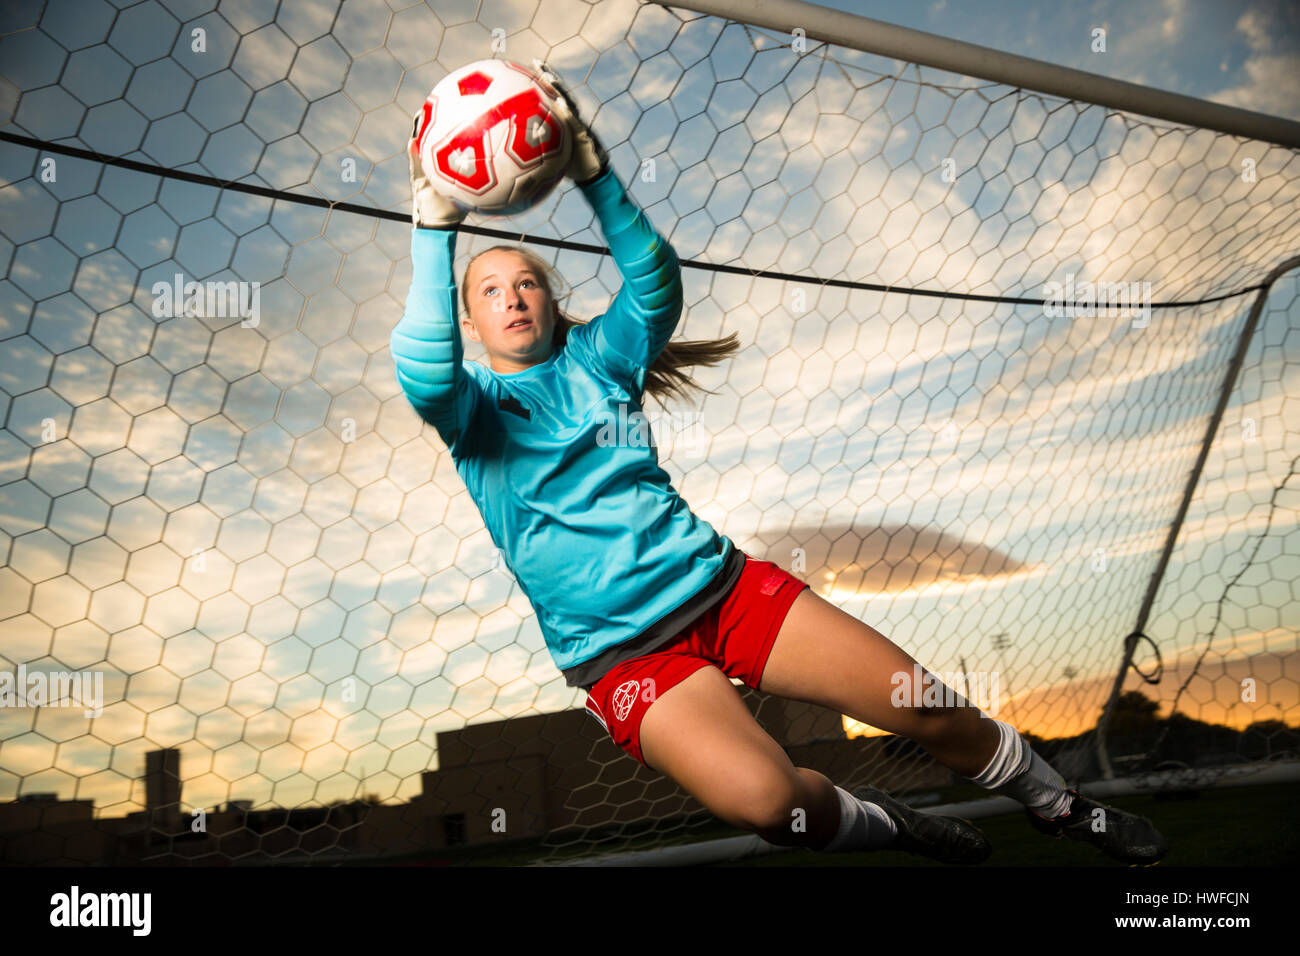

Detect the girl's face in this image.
[463,249,555,374]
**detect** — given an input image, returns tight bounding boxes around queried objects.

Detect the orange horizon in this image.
[844,645,1298,740]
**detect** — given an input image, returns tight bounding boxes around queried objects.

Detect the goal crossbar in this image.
[661,0,1300,149]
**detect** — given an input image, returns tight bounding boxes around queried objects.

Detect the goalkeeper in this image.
[390,62,1166,864]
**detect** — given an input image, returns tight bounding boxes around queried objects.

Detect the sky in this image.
[0,0,1297,818]
[812,0,1300,121]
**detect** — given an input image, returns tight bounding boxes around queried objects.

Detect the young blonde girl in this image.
[391,63,1166,864]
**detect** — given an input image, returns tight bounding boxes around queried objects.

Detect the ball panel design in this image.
[418,59,571,216]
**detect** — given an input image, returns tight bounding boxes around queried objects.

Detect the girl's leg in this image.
[735,585,1164,863]
[637,663,843,849]
[637,661,991,861]
[759,588,1004,776]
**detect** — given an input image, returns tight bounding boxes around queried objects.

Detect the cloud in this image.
[1209,53,1300,119]
[1161,0,1186,40]
[1234,7,1272,52]
[1197,1,1300,120]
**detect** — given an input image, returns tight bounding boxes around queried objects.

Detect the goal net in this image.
[0,0,1297,864]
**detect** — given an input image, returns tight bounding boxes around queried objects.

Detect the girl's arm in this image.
[390,112,481,452]
[577,165,685,386]
[390,226,481,451]
[540,61,684,386]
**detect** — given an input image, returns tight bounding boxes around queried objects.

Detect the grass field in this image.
[358,780,1297,867]
[710,782,1298,867]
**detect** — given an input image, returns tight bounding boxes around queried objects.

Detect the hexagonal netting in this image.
[0,0,1297,864]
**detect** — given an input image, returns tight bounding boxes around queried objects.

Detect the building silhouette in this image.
[144,748,181,828]
[0,690,950,864]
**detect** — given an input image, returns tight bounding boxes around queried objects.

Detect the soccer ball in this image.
[416,59,572,216]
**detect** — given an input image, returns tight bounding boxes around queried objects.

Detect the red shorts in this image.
[584,553,810,768]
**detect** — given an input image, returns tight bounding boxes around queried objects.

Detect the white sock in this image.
[817,785,898,852]
[970,718,1073,818]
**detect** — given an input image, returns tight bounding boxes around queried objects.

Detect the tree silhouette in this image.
[1107,691,1161,735]
[1241,719,1299,759]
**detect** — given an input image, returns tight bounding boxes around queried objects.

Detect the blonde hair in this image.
[461,244,739,409]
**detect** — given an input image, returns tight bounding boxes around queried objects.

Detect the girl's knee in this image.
[724,770,804,833]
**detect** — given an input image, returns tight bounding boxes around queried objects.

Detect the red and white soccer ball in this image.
[416,59,572,216]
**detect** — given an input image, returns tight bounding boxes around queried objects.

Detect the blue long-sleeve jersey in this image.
[390,168,736,682]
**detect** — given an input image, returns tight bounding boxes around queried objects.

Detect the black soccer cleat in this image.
[855,786,992,865]
[1026,789,1167,865]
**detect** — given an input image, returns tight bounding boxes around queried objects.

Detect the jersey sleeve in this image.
[390,226,482,452]
[578,167,684,389]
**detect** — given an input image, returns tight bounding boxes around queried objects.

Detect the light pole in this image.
[991,632,1013,723]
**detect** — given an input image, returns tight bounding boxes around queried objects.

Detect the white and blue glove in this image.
[407,109,469,230]
[532,59,609,187]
